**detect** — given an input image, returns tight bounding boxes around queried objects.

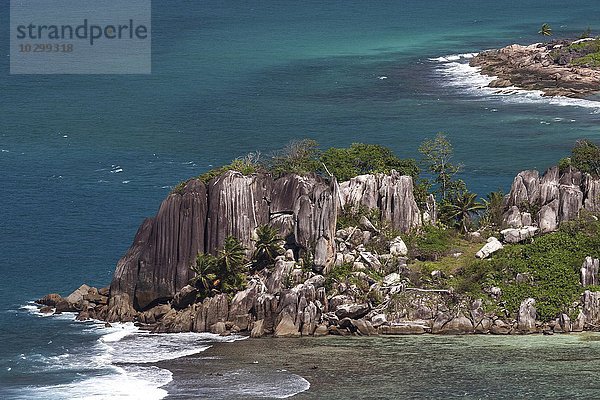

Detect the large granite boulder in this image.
[503,166,590,232]
[581,257,599,287]
[193,293,229,332]
[475,237,503,259]
[108,179,207,316]
[340,171,421,233]
[581,290,600,329]
[517,298,537,334]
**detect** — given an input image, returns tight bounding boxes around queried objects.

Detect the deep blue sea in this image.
[3,1,600,398]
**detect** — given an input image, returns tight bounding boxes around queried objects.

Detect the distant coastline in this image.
[470,39,600,98]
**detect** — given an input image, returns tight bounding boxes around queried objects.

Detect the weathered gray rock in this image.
[292,176,338,272]
[490,319,511,335]
[210,321,227,335]
[314,324,329,337]
[359,251,382,271]
[229,280,263,331]
[538,199,559,233]
[139,303,171,324]
[502,166,592,232]
[251,319,266,338]
[581,257,599,287]
[36,293,63,307]
[108,179,208,315]
[274,313,301,338]
[432,313,474,335]
[517,298,537,334]
[501,226,538,244]
[380,322,428,335]
[340,171,421,233]
[584,174,600,212]
[371,313,388,327]
[581,290,600,329]
[334,303,370,320]
[193,293,229,332]
[383,273,402,287]
[266,258,295,295]
[389,236,408,257]
[556,313,571,333]
[503,206,524,229]
[506,170,540,210]
[65,284,91,306]
[352,319,375,336]
[573,311,586,332]
[172,285,198,310]
[152,305,196,333]
[476,237,503,259]
[106,293,137,322]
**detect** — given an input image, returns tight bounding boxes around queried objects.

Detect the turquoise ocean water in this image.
[2,1,600,398]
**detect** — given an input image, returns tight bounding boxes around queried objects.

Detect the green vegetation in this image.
[189,236,249,299]
[571,52,600,67]
[441,191,485,233]
[418,132,464,201]
[456,216,600,320]
[199,153,264,183]
[578,27,593,40]
[538,23,552,37]
[321,143,419,182]
[251,225,284,271]
[174,139,423,191]
[570,139,600,176]
[480,191,505,229]
[183,135,600,324]
[406,224,456,262]
[336,205,381,230]
[269,139,322,177]
[552,39,600,68]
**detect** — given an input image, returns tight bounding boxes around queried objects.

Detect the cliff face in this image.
[108,179,208,320]
[340,171,422,233]
[107,170,420,320]
[502,166,600,232]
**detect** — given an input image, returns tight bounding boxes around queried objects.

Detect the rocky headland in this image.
[35,161,600,338]
[470,39,600,97]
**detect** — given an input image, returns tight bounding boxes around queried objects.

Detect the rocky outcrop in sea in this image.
[470,40,600,97]
[35,167,600,337]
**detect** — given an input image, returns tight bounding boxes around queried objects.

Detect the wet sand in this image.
[159,333,600,399]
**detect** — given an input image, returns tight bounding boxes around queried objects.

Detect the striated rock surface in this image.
[517,298,537,334]
[340,171,421,233]
[108,179,207,317]
[581,257,600,287]
[502,166,594,232]
[206,171,272,255]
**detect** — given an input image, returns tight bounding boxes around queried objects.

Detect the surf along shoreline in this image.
[470,38,600,98]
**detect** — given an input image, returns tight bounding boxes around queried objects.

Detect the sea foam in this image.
[431,53,600,112]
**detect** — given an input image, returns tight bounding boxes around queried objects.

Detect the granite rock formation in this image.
[470,41,600,97]
[502,166,600,232]
[105,170,421,320]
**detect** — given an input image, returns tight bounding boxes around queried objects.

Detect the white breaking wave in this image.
[10,365,172,400]
[431,52,600,112]
[16,304,309,400]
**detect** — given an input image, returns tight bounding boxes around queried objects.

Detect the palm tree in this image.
[252,225,284,270]
[217,236,248,290]
[445,191,486,233]
[190,253,218,295]
[539,23,552,37]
